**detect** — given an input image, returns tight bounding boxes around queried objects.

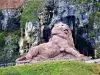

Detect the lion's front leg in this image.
[64,47,84,57]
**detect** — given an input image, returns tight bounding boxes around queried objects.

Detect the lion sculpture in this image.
[16,22,85,63]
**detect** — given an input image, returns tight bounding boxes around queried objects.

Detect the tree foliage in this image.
[20,0,47,28]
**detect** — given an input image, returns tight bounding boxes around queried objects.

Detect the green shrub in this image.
[94,13,100,30]
[0,32,5,48]
[89,31,96,37]
[89,12,94,26]
[96,50,100,58]
[96,2,100,8]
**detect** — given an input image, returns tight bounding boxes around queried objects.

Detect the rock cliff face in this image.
[0,9,22,63]
[0,0,100,61]
[38,0,96,57]
[18,0,96,57]
[0,9,21,31]
[19,21,40,55]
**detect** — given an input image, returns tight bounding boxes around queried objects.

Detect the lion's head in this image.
[51,22,75,48]
[51,22,71,35]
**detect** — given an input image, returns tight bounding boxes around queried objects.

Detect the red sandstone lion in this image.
[16,22,84,62]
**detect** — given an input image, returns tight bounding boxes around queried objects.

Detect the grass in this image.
[0,61,100,75]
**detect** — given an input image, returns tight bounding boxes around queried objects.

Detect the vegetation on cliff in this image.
[20,0,47,27]
[0,32,5,48]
